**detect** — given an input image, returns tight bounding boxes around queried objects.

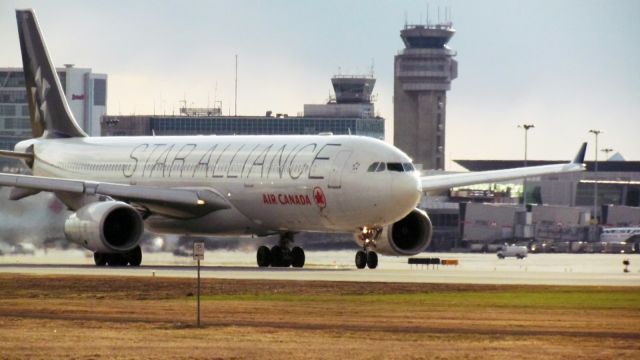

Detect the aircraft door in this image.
[328,150,352,189]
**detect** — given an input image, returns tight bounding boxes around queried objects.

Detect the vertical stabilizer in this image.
[16,9,87,138]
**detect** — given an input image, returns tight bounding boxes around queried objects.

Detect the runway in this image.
[1,250,639,286]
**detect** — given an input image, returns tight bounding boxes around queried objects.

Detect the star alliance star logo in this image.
[31,66,50,128]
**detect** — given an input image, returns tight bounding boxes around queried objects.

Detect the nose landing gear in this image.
[355,250,378,269]
[355,227,381,269]
[256,232,305,268]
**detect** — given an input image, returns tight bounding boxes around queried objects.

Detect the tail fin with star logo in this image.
[16,9,87,139]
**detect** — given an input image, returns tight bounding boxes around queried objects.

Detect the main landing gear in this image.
[256,232,305,268]
[93,246,142,267]
[355,227,380,269]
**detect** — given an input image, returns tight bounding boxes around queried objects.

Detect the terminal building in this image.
[393,23,458,170]
[0,66,107,172]
[102,75,384,139]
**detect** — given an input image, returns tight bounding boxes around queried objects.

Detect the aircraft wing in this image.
[421,143,587,191]
[0,173,230,218]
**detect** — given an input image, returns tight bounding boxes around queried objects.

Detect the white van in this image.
[497,245,528,259]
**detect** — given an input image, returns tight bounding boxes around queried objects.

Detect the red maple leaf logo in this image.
[48,198,64,214]
[313,187,327,209]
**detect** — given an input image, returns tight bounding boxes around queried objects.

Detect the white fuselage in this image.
[21,135,422,236]
[600,227,640,243]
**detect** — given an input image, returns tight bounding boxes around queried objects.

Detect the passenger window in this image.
[367,162,379,172]
[387,162,404,172]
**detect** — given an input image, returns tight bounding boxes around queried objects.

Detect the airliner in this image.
[600,227,640,251]
[0,9,587,269]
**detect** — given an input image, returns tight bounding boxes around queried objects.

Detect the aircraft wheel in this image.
[280,247,292,267]
[94,252,107,266]
[291,246,305,268]
[257,246,271,267]
[366,251,378,269]
[355,250,367,269]
[107,254,126,267]
[127,246,142,267]
[270,245,283,267]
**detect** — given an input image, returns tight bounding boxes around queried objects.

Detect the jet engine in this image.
[355,208,433,256]
[64,201,144,253]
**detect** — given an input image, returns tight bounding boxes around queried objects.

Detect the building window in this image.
[93,79,106,106]
[0,105,16,116]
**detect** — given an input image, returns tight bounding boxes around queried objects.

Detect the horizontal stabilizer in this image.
[9,186,41,200]
[0,150,34,161]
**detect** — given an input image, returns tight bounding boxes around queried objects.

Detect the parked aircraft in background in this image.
[0,9,586,269]
[601,227,640,252]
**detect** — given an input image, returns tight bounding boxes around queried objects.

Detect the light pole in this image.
[601,148,614,160]
[589,129,601,222]
[518,124,535,206]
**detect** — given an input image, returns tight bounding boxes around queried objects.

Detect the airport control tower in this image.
[304,75,377,119]
[332,75,375,104]
[394,23,457,170]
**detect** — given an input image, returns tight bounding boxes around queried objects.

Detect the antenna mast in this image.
[234,54,238,116]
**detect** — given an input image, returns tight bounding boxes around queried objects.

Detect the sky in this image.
[0,0,638,169]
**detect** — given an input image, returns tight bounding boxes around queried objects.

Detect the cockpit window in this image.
[387,162,404,172]
[367,162,387,172]
[402,163,415,172]
[370,162,415,172]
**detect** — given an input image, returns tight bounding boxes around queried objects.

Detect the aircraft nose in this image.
[391,173,422,214]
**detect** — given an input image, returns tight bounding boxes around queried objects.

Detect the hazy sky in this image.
[1,0,638,169]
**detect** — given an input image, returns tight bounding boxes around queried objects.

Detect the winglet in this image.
[572,142,587,164]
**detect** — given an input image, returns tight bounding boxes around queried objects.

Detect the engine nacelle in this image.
[64,201,144,253]
[355,208,433,256]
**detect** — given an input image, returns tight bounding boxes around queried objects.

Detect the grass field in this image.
[0,274,638,359]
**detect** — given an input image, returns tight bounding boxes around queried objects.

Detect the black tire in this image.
[270,245,283,267]
[257,246,271,267]
[107,254,126,267]
[94,252,107,266]
[291,246,305,268]
[497,254,505,259]
[280,247,292,268]
[127,246,142,267]
[366,251,378,269]
[355,250,367,269]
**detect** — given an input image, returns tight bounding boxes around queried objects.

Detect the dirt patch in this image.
[0,274,638,359]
